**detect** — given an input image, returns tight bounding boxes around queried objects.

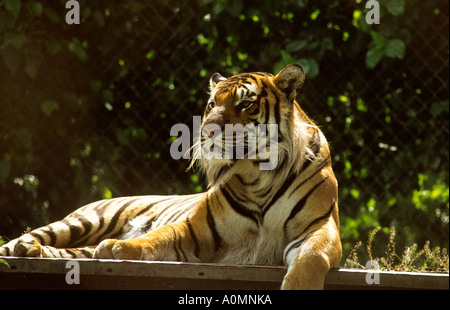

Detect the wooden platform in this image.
[0,257,448,290]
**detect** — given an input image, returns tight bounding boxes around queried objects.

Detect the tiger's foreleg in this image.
[93,220,207,263]
[281,218,342,290]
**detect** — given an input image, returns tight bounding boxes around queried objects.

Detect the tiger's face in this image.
[203,72,274,135]
[194,64,310,187]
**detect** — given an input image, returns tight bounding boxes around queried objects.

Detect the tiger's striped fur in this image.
[0,64,342,289]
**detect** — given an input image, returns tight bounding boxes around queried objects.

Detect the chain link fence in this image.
[0,0,448,258]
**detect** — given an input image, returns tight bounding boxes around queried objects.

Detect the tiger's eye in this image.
[241,100,254,110]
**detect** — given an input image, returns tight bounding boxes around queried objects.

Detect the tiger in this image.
[0,63,342,290]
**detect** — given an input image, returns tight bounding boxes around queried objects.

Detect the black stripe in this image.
[264,98,270,124]
[301,129,322,171]
[60,219,82,247]
[283,229,318,264]
[77,216,93,239]
[313,129,321,155]
[213,165,229,182]
[274,94,281,125]
[261,172,299,218]
[79,248,93,258]
[206,194,222,252]
[235,174,259,186]
[301,201,336,235]
[186,216,200,258]
[172,226,188,262]
[286,201,336,258]
[284,239,304,263]
[139,197,184,229]
[253,184,272,198]
[48,247,61,258]
[259,81,269,98]
[221,186,258,225]
[288,154,331,199]
[154,196,198,224]
[165,206,189,223]
[283,176,329,232]
[96,198,141,243]
[92,199,117,237]
[223,184,249,204]
[68,224,82,247]
[30,232,46,245]
[241,74,258,82]
[71,216,95,247]
[252,72,269,77]
[136,198,173,217]
[177,231,188,262]
[240,83,249,93]
[169,226,180,261]
[35,227,56,246]
[65,249,77,258]
[248,104,260,116]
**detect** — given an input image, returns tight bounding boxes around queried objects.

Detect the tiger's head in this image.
[191,64,317,188]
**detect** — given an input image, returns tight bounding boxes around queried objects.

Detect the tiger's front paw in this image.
[94,239,149,260]
[93,239,120,259]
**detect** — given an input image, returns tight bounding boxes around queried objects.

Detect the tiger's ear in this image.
[209,73,226,91]
[274,64,305,102]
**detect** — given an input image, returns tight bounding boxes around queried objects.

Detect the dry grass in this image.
[344,226,449,273]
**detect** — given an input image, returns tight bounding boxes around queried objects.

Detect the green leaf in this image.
[0,259,10,269]
[0,45,19,74]
[385,39,405,59]
[41,100,60,117]
[68,39,88,62]
[369,31,388,48]
[385,0,405,16]
[4,0,21,19]
[430,102,444,117]
[350,188,360,199]
[103,187,113,199]
[31,2,43,16]
[365,46,384,68]
[286,40,308,53]
[25,57,41,78]
[298,58,319,78]
[310,9,321,20]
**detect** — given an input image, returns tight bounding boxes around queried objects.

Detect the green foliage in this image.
[0,0,448,266]
[0,236,10,267]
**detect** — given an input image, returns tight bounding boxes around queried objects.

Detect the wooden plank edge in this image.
[1,257,448,290]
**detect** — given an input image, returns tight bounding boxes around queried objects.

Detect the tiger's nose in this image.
[202,124,222,138]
